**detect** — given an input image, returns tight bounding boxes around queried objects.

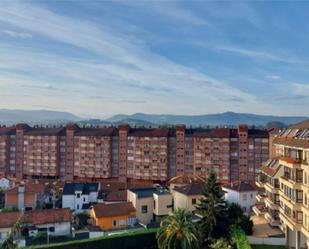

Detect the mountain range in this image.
[0,109,307,127]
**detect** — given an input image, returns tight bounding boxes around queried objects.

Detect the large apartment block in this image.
[0,123,269,183]
[255,120,309,249]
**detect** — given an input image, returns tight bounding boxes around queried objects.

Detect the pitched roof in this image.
[168,174,204,185]
[260,158,281,177]
[0,211,22,228]
[98,190,127,202]
[173,183,204,196]
[24,208,72,225]
[6,183,45,194]
[62,183,99,195]
[92,202,136,218]
[223,181,257,192]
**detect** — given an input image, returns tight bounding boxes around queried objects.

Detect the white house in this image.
[223,181,258,214]
[62,183,99,213]
[173,183,204,213]
[23,208,72,237]
[0,177,11,191]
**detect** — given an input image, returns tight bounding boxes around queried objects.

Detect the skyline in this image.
[1,1,309,118]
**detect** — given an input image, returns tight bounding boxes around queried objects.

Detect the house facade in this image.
[62,183,99,213]
[90,202,136,230]
[223,181,258,213]
[127,188,173,225]
[0,211,21,244]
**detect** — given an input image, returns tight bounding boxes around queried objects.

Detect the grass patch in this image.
[25,228,158,249]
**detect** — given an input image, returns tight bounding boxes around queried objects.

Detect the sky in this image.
[0,0,309,118]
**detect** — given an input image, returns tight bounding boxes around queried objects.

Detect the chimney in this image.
[18,185,25,210]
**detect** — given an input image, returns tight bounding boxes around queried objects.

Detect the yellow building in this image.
[257,120,309,249]
[90,202,136,231]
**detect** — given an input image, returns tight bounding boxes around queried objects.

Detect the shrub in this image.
[231,226,251,249]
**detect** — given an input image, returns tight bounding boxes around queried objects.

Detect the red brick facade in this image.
[0,124,269,183]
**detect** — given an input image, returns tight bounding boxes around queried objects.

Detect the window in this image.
[77,204,80,210]
[118,219,126,226]
[113,220,117,226]
[242,194,247,201]
[76,193,80,198]
[192,198,196,205]
[49,227,55,232]
[250,194,253,199]
[141,205,148,213]
[83,197,86,202]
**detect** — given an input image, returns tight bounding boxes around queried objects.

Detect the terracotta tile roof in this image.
[92,202,136,218]
[260,159,281,177]
[24,208,72,225]
[273,137,309,149]
[6,183,45,194]
[168,174,204,185]
[99,190,127,202]
[0,211,22,228]
[223,181,257,192]
[173,183,204,196]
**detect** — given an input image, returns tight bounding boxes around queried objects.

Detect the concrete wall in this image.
[36,222,71,237]
[247,236,285,246]
[173,192,202,212]
[153,193,173,216]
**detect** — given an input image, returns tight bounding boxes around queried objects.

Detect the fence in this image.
[247,236,286,246]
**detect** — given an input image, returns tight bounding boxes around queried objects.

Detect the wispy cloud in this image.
[2,29,32,38]
[266,75,281,80]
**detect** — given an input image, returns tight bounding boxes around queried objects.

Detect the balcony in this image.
[253,204,267,216]
[264,182,279,194]
[279,157,301,169]
[256,193,266,202]
[279,190,302,211]
[256,180,265,189]
[279,176,302,190]
[264,212,281,227]
[279,207,302,231]
[264,197,279,210]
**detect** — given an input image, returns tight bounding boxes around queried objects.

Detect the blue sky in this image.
[0,0,309,118]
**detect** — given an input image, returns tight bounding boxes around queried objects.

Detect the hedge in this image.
[231,226,252,249]
[26,228,158,249]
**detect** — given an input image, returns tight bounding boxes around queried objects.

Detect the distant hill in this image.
[0,109,81,125]
[106,112,308,127]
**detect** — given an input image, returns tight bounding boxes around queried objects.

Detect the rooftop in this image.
[62,182,99,195]
[223,181,257,192]
[173,183,204,196]
[6,182,45,194]
[129,187,170,198]
[168,174,204,185]
[0,211,22,228]
[24,208,72,225]
[91,202,136,218]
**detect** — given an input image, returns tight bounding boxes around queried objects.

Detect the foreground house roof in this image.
[91,202,136,218]
[223,181,257,192]
[0,211,22,228]
[168,174,205,185]
[24,208,72,225]
[5,183,45,194]
[173,183,204,196]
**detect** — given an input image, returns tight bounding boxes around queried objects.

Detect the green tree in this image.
[227,203,253,235]
[156,208,199,249]
[209,238,231,249]
[76,212,89,228]
[196,170,228,247]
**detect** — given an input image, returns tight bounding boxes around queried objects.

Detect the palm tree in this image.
[156,208,199,249]
[1,215,24,249]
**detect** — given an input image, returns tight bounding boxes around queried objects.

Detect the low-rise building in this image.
[90,202,136,231]
[62,183,99,213]
[173,183,203,213]
[223,181,258,214]
[23,208,72,237]
[0,211,21,244]
[97,189,127,204]
[168,174,204,194]
[127,188,173,225]
[5,183,46,211]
